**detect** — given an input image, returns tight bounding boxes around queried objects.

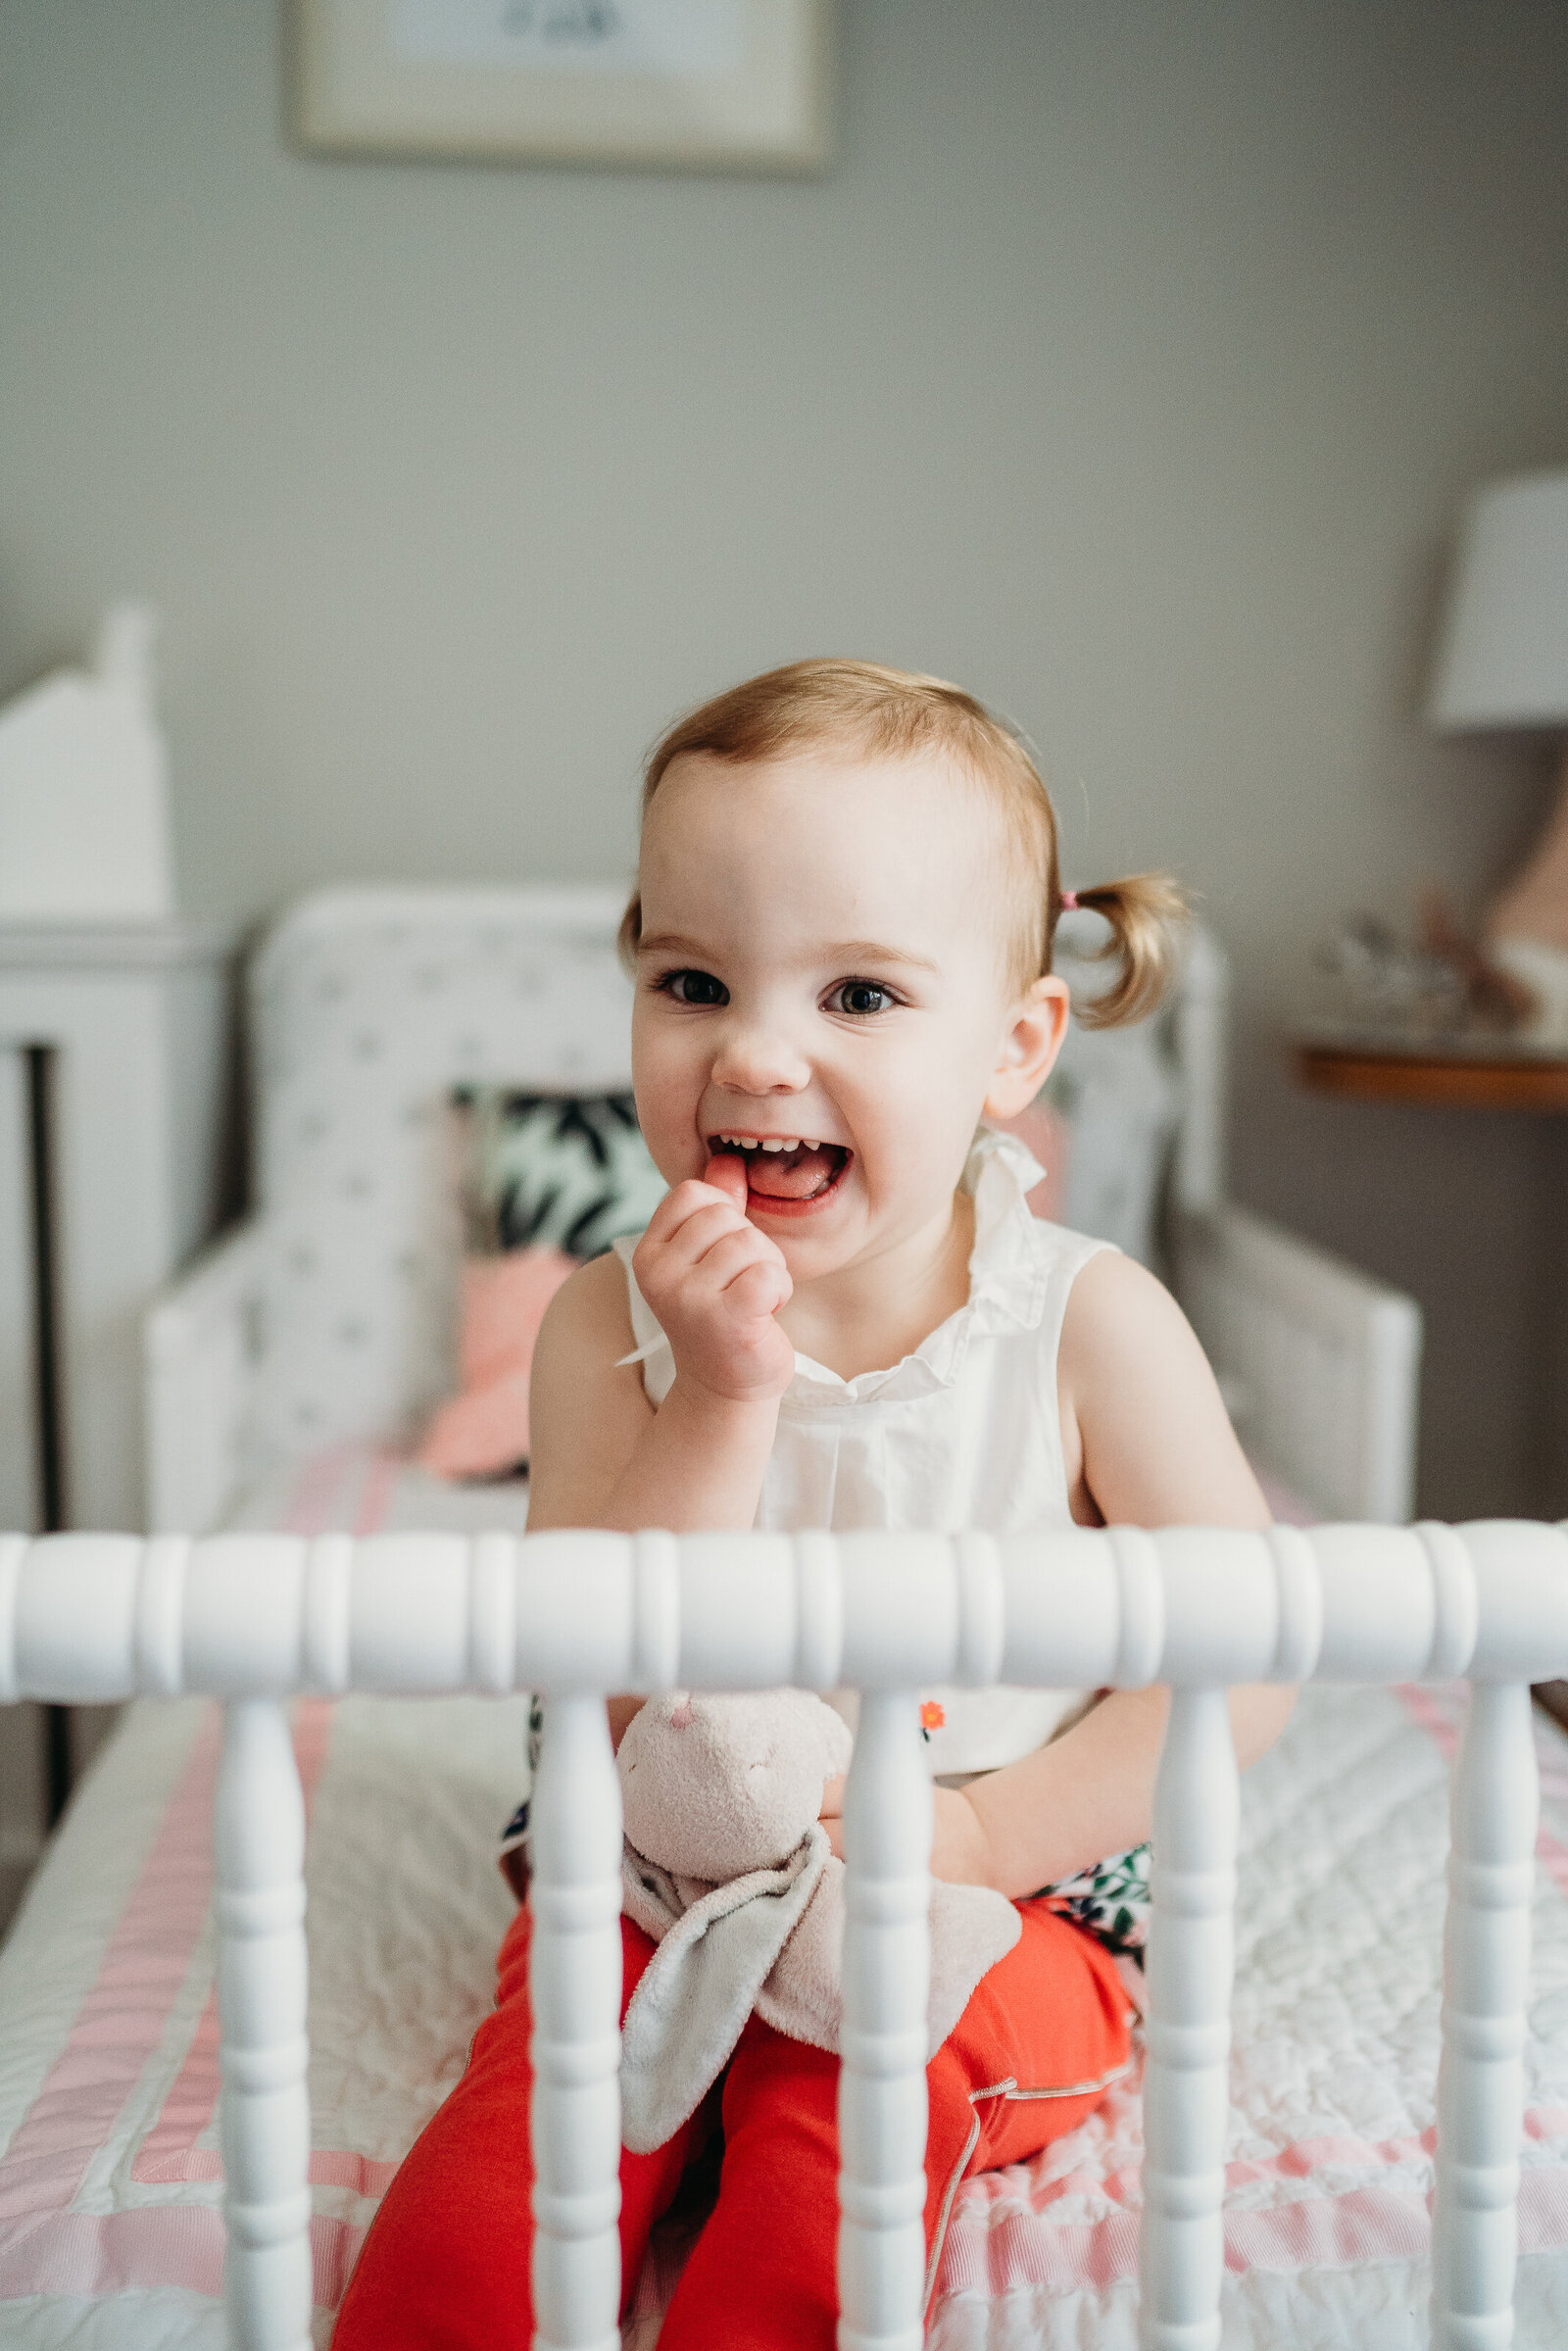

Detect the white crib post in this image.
[214,1699,313,2351]
[1432,1681,1539,2350]
[528,1693,624,2351]
[837,1690,931,2351]
[1139,1686,1238,2351]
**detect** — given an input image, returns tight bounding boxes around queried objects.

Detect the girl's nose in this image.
[710,1013,810,1097]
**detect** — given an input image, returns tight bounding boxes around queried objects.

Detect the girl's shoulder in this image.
[1017,1211,1117,1282]
[1057,1246,1183,1371]
[526,1250,654,1523]
[535,1246,639,1364]
[1057,1249,1268,1528]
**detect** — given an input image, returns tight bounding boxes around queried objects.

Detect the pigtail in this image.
[1065,871,1189,1029]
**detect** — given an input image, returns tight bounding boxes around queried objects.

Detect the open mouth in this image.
[707,1133,852,1211]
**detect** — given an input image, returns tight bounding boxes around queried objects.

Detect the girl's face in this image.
[631,748,1067,1288]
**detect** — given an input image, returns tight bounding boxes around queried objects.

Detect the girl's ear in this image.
[982,975,1070,1121]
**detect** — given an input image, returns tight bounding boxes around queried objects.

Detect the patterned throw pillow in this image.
[418,1091,668,1482]
[457,1090,669,1259]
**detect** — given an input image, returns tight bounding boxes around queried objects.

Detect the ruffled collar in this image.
[779,1125,1049,1412]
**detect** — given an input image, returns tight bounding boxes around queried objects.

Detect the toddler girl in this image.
[334,660,1290,2350]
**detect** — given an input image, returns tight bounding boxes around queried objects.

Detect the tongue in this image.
[744,1144,841,1200]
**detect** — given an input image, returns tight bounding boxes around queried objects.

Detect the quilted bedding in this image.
[3,1683,1568,2347]
[224,1439,1319,1544]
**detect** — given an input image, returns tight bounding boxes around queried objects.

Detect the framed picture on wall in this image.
[292,1,832,173]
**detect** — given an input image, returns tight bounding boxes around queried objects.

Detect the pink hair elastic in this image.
[1060,888,1079,910]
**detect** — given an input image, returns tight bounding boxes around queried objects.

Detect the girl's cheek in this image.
[636,1064,707,1185]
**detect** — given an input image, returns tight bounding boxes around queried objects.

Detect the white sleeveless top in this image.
[611,1126,1112,1780]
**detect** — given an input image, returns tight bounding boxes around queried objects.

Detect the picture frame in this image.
[291,1,832,174]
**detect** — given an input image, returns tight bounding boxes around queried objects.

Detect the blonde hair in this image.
[620,658,1186,1029]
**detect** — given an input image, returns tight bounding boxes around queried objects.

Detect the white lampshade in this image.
[1429,466,1568,729]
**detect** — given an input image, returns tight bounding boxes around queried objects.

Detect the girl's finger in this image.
[635,1189,694,1255]
[702,1151,750,1212]
[641,1197,747,1274]
[724,1259,791,1319]
[686,1228,776,1297]
[686,1213,787,1288]
[641,1176,741,1248]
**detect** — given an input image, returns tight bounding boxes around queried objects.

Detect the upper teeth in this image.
[716,1134,821,1152]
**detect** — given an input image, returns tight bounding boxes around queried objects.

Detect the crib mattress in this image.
[219,1440,1318,1542]
[2,1685,1568,2348]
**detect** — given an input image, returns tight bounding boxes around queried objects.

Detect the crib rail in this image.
[2,1522,1566,2351]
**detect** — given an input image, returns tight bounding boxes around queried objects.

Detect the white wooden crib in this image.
[3,1519,1563,2351]
[0,886,1450,2345]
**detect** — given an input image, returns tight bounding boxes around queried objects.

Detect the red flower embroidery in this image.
[920,1700,946,1732]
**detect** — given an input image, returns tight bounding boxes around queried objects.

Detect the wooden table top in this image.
[1296,1038,1568,1111]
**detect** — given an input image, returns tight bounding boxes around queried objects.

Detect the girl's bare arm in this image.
[525,1256,778,1538]
[527,1257,779,1749]
[526,1169,794,1744]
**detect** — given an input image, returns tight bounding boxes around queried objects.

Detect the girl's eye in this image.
[657,968,727,1007]
[829,979,897,1018]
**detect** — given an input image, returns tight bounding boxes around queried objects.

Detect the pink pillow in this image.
[992,1099,1071,1222]
[417,1248,576,1481]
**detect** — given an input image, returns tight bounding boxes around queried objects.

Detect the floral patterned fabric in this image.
[1034,1839,1151,1962]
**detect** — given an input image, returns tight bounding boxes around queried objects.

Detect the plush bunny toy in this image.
[615,1690,1020,2153]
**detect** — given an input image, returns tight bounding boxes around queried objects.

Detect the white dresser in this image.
[0,920,232,1911]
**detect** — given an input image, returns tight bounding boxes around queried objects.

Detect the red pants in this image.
[333,1896,1131,2349]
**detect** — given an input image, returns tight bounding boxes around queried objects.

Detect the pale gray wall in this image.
[4,2,1568,1515]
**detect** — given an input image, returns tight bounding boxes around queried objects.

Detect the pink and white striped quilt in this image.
[3,1672,1568,2345]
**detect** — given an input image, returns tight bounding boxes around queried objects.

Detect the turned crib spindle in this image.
[1139,1686,1239,2351]
[1432,1681,1540,2350]
[215,1699,313,2351]
[529,1694,625,2351]
[837,1690,932,2351]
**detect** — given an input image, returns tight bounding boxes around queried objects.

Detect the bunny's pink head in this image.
[617,1690,852,1880]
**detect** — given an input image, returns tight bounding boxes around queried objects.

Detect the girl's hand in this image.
[818,1775,998,1890]
[632,1153,795,1405]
